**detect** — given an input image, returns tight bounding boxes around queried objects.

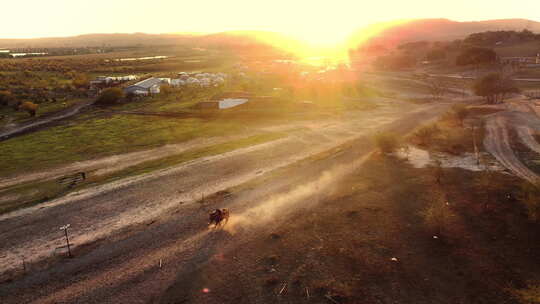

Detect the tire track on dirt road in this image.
[484,116,539,183]
[516,126,540,155]
[481,96,540,183]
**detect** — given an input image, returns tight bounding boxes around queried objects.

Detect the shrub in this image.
[414,124,441,146]
[451,104,468,126]
[374,54,416,70]
[456,47,497,66]
[96,88,124,105]
[512,282,540,304]
[426,48,447,61]
[18,101,38,117]
[473,73,519,104]
[441,105,469,126]
[421,191,457,238]
[72,74,89,89]
[439,129,469,155]
[375,132,400,154]
[518,182,540,222]
[0,90,16,107]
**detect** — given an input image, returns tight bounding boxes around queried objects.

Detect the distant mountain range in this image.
[350,18,540,48]
[0,33,197,48]
[1,18,539,49]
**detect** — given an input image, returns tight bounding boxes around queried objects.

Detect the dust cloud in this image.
[224,153,373,234]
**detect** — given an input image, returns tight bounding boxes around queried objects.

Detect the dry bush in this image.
[518,182,540,222]
[312,278,354,302]
[421,191,457,238]
[430,158,444,185]
[96,88,124,105]
[452,104,469,126]
[413,124,441,146]
[511,282,540,304]
[473,169,506,212]
[441,104,468,126]
[439,128,470,155]
[375,132,400,154]
[18,101,38,117]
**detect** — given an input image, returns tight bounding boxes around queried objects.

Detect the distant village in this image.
[88,71,265,109]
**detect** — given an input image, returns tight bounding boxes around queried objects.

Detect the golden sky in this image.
[2,0,539,44]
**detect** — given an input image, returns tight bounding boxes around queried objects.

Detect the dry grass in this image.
[159,155,540,303]
[374,132,401,154]
[512,282,540,304]
[409,105,484,155]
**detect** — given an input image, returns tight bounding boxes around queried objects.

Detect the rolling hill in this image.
[1,18,539,54]
[349,18,540,49]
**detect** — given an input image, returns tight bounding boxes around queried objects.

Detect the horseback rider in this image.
[209,208,230,228]
[212,208,223,220]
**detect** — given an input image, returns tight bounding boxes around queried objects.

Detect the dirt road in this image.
[483,97,540,183]
[0,99,451,303]
[0,99,94,142]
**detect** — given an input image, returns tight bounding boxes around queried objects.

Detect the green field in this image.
[0,132,286,215]
[0,113,249,177]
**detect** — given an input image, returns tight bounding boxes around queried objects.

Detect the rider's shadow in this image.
[155,229,233,304]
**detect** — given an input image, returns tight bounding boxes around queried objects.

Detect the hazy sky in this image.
[3,0,539,43]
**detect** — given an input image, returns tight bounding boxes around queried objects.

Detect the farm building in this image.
[197,98,249,109]
[174,72,227,86]
[217,98,249,109]
[124,77,163,95]
[159,78,171,85]
[92,75,138,85]
[196,92,254,110]
[171,79,186,87]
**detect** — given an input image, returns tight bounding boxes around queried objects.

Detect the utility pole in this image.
[60,224,72,258]
[472,125,480,167]
[461,74,466,99]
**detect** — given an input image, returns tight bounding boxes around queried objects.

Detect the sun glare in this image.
[235,19,411,66]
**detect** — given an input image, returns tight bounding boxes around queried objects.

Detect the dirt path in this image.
[0,99,94,142]
[484,116,539,182]
[483,97,540,183]
[0,100,451,303]
[516,126,540,154]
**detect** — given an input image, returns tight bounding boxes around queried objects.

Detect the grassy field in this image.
[1,78,377,178]
[0,97,85,125]
[0,132,286,215]
[0,113,249,177]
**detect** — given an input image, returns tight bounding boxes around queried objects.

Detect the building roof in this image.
[130,77,162,89]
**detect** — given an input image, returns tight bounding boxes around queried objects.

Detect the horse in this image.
[209,208,230,228]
